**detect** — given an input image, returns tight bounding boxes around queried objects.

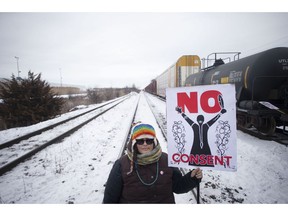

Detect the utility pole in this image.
[14,56,21,78]
[59,68,63,87]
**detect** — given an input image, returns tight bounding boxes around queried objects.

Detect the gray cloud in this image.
[1,12,288,89]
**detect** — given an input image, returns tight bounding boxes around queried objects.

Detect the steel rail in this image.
[0,96,128,150]
[0,97,129,176]
[237,126,288,146]
[118,95,140,159]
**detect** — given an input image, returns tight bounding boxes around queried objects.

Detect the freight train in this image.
[145,47,288,136]
[145,55,201,97]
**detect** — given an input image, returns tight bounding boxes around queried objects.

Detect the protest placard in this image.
[166,84,237,171]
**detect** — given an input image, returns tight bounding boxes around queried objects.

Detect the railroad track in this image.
[237,126,288,146]
[0,96,127,150]
[144,92,200,204]
[0,95,131,176]
[117,95,140,159]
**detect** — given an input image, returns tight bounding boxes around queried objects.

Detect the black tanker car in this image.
[185,47,288,135]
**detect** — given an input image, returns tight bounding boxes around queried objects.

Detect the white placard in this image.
[166,84,237,171]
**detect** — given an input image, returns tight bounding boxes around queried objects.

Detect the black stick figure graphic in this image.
[176,98,226,167]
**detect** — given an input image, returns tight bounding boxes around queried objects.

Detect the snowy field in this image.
[145,92,288,204]
[0,92,288,214]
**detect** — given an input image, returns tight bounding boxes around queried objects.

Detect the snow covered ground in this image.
[0,91,288,208]
[145,92,288,204]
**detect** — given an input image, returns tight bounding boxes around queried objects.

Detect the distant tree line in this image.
[87,85,139,104]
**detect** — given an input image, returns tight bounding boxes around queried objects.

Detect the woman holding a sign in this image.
[103,123,202,203]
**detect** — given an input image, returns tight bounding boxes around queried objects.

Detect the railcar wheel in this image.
[236,113,252,129]
[257,116,276,136]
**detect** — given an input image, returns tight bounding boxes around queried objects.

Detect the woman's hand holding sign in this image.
[191,168,203,179]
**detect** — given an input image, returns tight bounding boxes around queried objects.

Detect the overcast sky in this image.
[0,12,288,89]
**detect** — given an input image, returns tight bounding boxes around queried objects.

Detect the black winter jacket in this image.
[103,153,200,203]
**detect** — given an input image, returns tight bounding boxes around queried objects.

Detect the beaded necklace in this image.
[135,161,159,186]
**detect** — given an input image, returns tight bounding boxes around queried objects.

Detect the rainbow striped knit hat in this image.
[131,123,156,141]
